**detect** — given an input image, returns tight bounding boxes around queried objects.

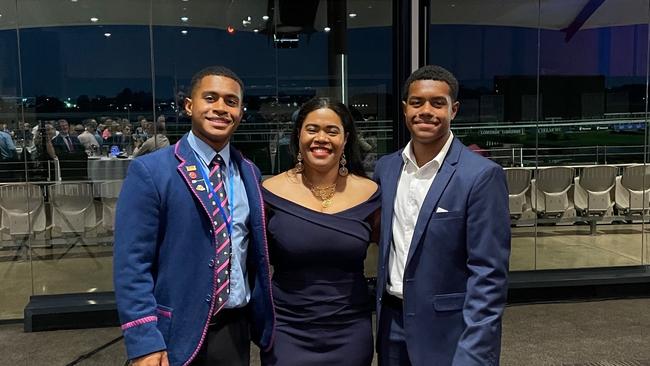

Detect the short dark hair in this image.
[402,65,459,102]
[290,97,366,177]
[189,65,244,98]
[57,119,69,128]
[83,119,97,129]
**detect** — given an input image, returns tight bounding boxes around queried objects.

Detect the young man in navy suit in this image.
[373,65,511,366]
[114,66,274,366]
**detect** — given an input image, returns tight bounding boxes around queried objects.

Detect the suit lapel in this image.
[381,151,404,266]
[174,134,215,227]
[405,138,461,269]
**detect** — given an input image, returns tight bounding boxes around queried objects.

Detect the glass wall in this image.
[430,0,650,271]
[0,0,393,320]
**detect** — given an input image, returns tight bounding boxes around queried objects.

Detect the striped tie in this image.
[209,154,231,313]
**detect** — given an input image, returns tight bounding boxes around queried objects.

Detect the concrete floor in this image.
[3,298,650,365]
[2,223,650,365]
[2,223,650,320]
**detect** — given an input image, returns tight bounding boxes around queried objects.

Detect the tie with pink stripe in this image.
[209,154,231,313]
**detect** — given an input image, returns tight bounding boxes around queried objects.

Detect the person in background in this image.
[105,121,124,151]
[97,122,106,142]
[133,119,170,157]
[122,123,134,155]
[0,127,17,161]
[78,119,101,154]
[72,124,85,137]
[51,119,83,156]
[101,118,114,142]
[19,122,34,146]
[373,65,510,366]
[113,65,274,366]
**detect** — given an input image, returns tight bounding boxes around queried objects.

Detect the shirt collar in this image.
[402,131,454,170]
[188,131,231,169]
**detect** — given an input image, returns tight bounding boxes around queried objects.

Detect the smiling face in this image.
[299,107,347,174]
[58,120,70,135]
[403,79,459,149]
[185,74,243,151]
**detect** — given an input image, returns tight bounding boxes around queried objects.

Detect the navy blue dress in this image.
[261,187,380,366]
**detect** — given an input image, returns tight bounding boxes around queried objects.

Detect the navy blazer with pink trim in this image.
[113,134,275,365]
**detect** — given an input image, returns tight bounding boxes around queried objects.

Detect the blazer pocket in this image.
[433,292,466,311]
[430,211,464,220]
[156,304,173,343]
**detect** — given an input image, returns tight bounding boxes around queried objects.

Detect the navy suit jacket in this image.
[113,134,275,365]
[52,134,83,155]
[374,138,510,366]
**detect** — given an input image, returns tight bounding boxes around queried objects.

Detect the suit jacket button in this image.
[209,259,215,267]
[205,295,211,303]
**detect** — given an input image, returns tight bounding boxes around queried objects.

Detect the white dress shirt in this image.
[387,132,454,299]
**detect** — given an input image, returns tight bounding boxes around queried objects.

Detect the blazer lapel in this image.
[174,134,215,226]
[380,151,404,266]
[405,138,461,269]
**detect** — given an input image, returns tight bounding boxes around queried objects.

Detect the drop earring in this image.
[295,152,304,173]
[338,153,348,176]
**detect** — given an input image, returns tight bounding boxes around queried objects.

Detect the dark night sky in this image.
[0,23,646,100]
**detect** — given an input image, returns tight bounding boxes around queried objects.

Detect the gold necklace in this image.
[302,175,337,208]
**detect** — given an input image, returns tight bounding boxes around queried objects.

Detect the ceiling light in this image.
[262,15,269,21]
[182,0,189,2]
[253,29,259,33]
[349,13,357,18]
[227,26,235,34]
[90,17,99,22]
[71,0,78,2]
[181,30,188,35]
[104,32,111,37]
[324,26,331,32]
[180,16,189,22]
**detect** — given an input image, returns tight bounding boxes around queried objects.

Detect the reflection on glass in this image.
[153,0,393,175]
[0,0,395,320]
[430,0,648,166]
[10,0,154,306]
[535,0,648,271]
[0,1,33,320]
[430,0,649,272]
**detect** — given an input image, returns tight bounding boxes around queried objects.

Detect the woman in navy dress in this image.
[261,97,379,366]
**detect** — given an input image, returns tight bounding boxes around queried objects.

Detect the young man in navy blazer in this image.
[373,65,511,366]
[114,66,274,366]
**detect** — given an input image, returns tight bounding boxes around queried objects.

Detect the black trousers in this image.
[191,307,250,366]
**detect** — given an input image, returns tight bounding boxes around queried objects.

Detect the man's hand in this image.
[132,351,169,366]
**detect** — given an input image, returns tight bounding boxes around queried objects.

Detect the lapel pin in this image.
[186,165,197,172]
[196,185,206,191]
[189,171,198,179]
